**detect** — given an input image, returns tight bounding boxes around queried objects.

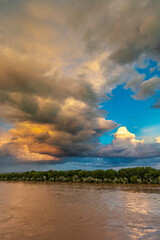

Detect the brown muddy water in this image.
[0,182,160,240]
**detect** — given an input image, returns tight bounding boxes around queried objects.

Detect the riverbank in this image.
[0,167,160,184]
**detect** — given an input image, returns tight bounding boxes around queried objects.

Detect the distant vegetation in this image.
[0,167,160,184]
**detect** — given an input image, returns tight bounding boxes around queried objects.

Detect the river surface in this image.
[0,182,160,240]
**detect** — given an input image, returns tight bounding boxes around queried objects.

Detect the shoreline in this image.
[0,180,160,185]
[0,167,160,184]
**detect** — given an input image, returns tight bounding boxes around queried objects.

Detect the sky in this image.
[0,0,160,171]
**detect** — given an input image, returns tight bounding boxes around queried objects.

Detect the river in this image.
[0,182,160,240]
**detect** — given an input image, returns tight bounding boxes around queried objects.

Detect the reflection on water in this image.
[0,182,160,240]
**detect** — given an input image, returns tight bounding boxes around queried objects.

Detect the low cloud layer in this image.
[99,127,160,159]
[0,0,160,166]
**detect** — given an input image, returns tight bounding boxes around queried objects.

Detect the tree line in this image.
[0,167,160,184]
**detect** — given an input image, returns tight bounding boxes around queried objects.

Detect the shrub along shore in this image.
[0,167,160,184]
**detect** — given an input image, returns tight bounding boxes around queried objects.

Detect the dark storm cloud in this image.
[69,0,160,102]
[0,49,118,160]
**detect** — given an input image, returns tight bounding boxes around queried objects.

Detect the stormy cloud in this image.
[0,0,160,168]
